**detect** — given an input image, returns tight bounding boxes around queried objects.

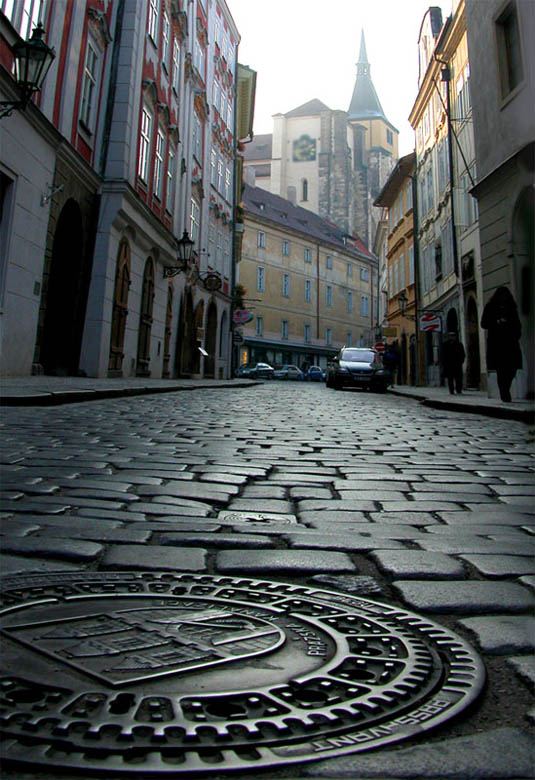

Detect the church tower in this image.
[348,31,399,245]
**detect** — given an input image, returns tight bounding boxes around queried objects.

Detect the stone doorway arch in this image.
[136,258,155,376]
[108,240,131,376]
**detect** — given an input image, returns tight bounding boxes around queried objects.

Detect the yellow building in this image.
[237,184,377,371]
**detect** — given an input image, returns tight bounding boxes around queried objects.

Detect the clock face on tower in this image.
[292,134,316,161]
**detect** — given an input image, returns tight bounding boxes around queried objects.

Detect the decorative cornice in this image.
[88,7,112,44]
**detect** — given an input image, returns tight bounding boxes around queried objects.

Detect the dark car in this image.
[304,365,325,382]
[249,362,274,379]
[326,347,388,392]
[273,364,303,380]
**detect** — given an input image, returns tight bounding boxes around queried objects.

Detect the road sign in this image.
[233,332,244,344]
[419,313,442,332]
[375,342,385,353]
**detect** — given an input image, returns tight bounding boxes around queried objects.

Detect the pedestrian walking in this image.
[480,286,522,402]
[383,345,398,387]
[441,331,465,395]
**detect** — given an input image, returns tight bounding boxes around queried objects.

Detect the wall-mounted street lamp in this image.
[163,229,222,291]
[398,290,413,319]
[0,23,56,119]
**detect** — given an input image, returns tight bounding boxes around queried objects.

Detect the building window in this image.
[138,107,152,182]
[80,40,98,129]
[153,128,165,199]
[304,324,311,343]
[136,258,155,376]
[194,39,205,76]
[408,245,415,284]
[386,128,393,145]
[226,102,233,128]
[305,279,311,302]
[496,3,524,98]
[282,240,290,256]
[166,146,176,212]
[193,113,202,161]
[225,168,231,201]
[347,291,353,312]
[301,178,308,201]
[361,295,369,316]
[400,252,406,290]
[257,266,265,292]
[346,332,352,347]
[360,267,369,282]
[347,263,353,277]
[162,11,170,66]
[256,316,264,337]
[257,231,266,249]
[172,39,181,92]
[406,180,413,210]
[326,255,333,269]
[304,247,311,263]
[282,273,290,298]
[190,198,200,246]
[217,158,223,193]
[148,0,158,42]
[210,150,216,186]
[282,320,289,340]
[326,328,332,345]
[326,285,332,307]
[213,79,220,110]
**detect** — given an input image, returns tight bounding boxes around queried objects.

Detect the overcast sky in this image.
[228,0,452,155]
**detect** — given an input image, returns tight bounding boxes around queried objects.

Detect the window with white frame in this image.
[217,159,223,193]
[347,291,353,312]
[162,11,170,66]
[347,263,353,277]
[394,260,399,294]
[213,79,220,109]
[194,40,205,76]
[190,198,200,245]
[225,167,231,201]
[361,295,369,316]
[80,39,98,130]
[256,316,264,337]
[304,324,311,343]
[148,0,158,42]
[360,267,369,282]
[208,222,216,256]
[346,332,352,346]
[220,89,226,119]
[210,150,216,186]
[257,231,266,249]
[257,266,265,292]
[406,180,413,210]
[408,245,415,284]
[304,247,311,263]
[326,255,333,269]
[400,252,406,290]
[138,107,152,182]
[326,328,332,345]
[153,128,165,199]
[172,39,181,92]
[326,285,332,307]
[2,0,44,39]
[282,240,290,256]
[282,273,290,298]
[226,102,232,128]
[305,279,311,302]
[193,114,202,161]
[282,320,289,340]
[166,146,176,212]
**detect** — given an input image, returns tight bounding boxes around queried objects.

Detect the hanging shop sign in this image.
[419,312,442,332]
[233,309,254,325]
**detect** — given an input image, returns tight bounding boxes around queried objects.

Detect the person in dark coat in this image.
[441,331,466,394]
[383,346,398,387]
[481,286,522,402]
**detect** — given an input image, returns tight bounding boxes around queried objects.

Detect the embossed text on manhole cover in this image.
[0,572,485,774]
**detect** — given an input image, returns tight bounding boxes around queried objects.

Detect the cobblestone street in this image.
[1,382,534,779]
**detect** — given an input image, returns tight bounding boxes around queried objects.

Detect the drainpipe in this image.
[435,59,459,278]
[99,0,125,176]
[316,243,320,339]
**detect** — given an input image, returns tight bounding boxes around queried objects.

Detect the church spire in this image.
[348,30,386,121]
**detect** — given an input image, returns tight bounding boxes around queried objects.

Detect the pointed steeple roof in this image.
[348,31,386,122]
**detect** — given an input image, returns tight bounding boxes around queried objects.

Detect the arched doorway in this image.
[136,258,154,376]
[465,295,481,389]
[40,199,88,375]
[512,186,534,399]
[178,288,194,376]
[162,284,173,378]
[192,300,204,375]
[446,308,458,334]
[204,301,217,378]
[108,241,131,376]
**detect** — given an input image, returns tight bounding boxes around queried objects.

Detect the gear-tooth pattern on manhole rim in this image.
[0,571,485,774]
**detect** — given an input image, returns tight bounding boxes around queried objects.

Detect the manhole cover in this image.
[0,572,485,775]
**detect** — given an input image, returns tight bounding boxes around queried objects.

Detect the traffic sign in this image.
[374,342,385,353]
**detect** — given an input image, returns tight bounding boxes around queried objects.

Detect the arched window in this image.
[136,258,155,376]
[302,178,308,202]
[108,241,131,375]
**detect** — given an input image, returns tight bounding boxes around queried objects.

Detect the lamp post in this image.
[0,23,56,119]
[163,230,222,291]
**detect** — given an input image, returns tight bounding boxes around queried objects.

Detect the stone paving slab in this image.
[461,554,535,578]
[457,615,535,653]
[371,550,466,579]
[215,549,357,574]
[283,533,405,552]
[101,544,207,571]
[300,727,535,778]
[1,537,103,561]
[393,580,535,613]
[154,532,278,548]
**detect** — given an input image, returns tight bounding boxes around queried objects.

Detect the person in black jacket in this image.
[441,331,466,394]
[481,286,522,402]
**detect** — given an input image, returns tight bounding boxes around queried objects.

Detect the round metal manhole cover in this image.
[0,572,485,775]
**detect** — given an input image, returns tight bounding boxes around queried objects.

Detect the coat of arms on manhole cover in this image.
[0,572,485,774]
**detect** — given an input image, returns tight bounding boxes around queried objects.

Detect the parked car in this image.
[304,365,325,382]
[326,348,388,392]
[273,364,303,381]
[249,362,274,379]
[235,365,251,377]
